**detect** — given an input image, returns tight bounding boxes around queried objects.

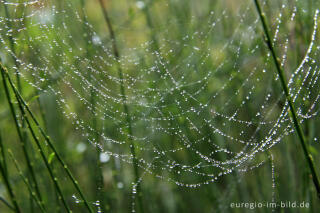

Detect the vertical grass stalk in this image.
[0,63,94,213]
[0,196,14,212]
[267,152,276,206]
[0,134,21,213]
[80,1,107,211]
[0,162,21,213]
[138,0,160,52]
[3,2,46,210]
[3,0,22,91]
[1,64,71,212]
[0,133,8,175]
[97,0,144,212]
[16,97,71,212]
[0,61,43,204]
[253,0,320,198]
[8,150,46,213]
[0,133,15,212]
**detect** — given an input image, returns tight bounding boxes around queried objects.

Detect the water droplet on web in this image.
[136,1,145,9]
[76,142,87,153]
[193,46,200,51]
[72,194,81,204]
[132,187,137,194]
[99,153,110,163]
[92,35,101,45]
[117,182,124,189]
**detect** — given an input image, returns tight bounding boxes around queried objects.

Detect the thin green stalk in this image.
[80,1,107,211]
[267,152,276,205]
[97,1,144,212]
[0,63,94,213]
[8,150,46,213]
[0,133,15,212]
[27,119,69,211]
[0,61,43,203]
[1,64,71,212]
[0,133,8,175]
[0,77,61,123]
[253,0,320,198]
[0,164,20,213]
[0,140,21,213]
[90,90,106,213]
[3,3,44,210]
[3,0,21,91]
[138,0,160,52]
[12,88,71,213]
[0,196,15,212]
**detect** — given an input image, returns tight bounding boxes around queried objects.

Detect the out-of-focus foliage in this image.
[0,0,320,212]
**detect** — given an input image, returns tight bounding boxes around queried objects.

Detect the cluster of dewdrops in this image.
[0,0,319,189]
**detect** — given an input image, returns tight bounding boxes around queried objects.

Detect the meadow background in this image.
[0,0,320,212]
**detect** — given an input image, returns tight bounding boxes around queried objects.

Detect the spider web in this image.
[0,0,320,189]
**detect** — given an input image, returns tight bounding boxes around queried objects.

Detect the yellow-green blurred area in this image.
[0,0,320,212]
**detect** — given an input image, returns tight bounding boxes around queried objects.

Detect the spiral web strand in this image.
[0,0,320,190]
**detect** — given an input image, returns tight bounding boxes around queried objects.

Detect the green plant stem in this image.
[97,1,144,212]
[18,102,71,213]
[8,150,46,213]
[267,151,276,203]
[0,61,43,203]
[0,133,16,212]
[90,90,106,213]
[253,0,320,198]
[0,140,21,213]
[3,0,21,91]
[138,0,160,52]
[0,196,15,212]
[0,63,94,213]
[0,133,8,175]
[1,64,71,212]
[0,163,20,213]
[79,1,107,211]
[3,3,45,211]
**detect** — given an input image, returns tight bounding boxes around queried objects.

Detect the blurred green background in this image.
[0,0,320,212]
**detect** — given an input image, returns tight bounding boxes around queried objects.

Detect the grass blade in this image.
[98,1,144,212]
[8,150,46,213]
[0,62,94,213]
[0,134,21,213]
[253,0,320,198]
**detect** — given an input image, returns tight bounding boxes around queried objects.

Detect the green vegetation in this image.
[0,0,320,212]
